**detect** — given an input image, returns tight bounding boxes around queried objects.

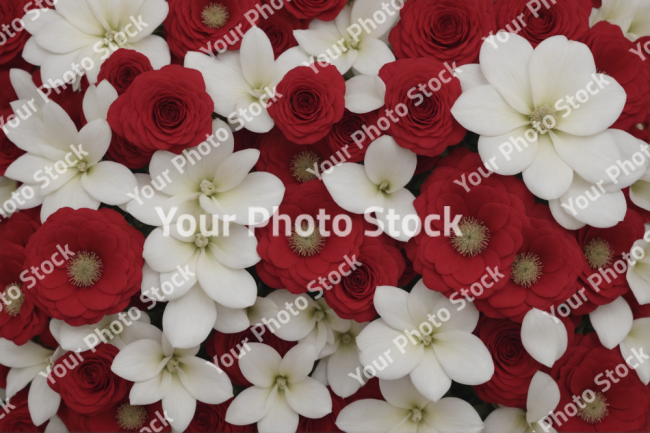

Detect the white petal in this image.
[54,0,104,36]
[258,393,299,433]
[6,365,43,399]
[129,0,170,42]
[143,229,196,273]
[322,163,384,214]
[111,339,166,382]
[208,224,259,269]
[162,374,197,432]
[28,374,61,427]
[364,136,417,192]
[240,27,275,89]
[44,415,68,433]
[477,126,539,176]
[197,249,257,308]
[178,356,233,404]
[35,18,99,53]
[373,286,417,331]
[483,407,529,433]
[5,154,54,184]
[327,343,363,398]
[336,400,408,433]
[375,189,420,242]
[558,175,626,228]
[226,385,275,425]
[380,376,430,410]
[526,371,560,424]
[130,373,170,405]
[522,134,573,200]
[9,69,40,102]
[344,75,386,114]
[163,286,217,349]
[549,199,586,230]
[82,160,137,205]
[455,63,489,92]
[0,340,51,368]
[120,320,164,346]
[280,344,317,382]
[550,130,620,185]
[41,175,100,221]
[590,296,633,349]
[351,0,400,39]
[620,318,650,385]
[424,397,484,433]
[149,151,198,196]
[129,35,171,70]
[214,303,250,333]
[213,149,260,192]
[240,343,282,387]
[409,349,451,403]
[521,308,567,368]
[83,82,118,122]
[432,331,494,385]
[271,47,312,87]
[285,377,332,418]
[353,38,395,76]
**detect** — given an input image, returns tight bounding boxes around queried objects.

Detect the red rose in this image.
[0,1,47,65]
[580,22,650,131]
[572,210,645,315]
[0,133,24,176]
[268,63,345,144]
[256,180,364,294]
[397,245,418,286]
[344,377,384,403]
[284,0,347,21]
[326,109,380,163]
[414,155,440,176]
[0,389,44,432]
[24,208,145,326]
[207,327,296,386]
[0,70,23,175]
[105,134,153,170]
[298,388,345,432]
[49,344,130,416]
[548,333,649,432]
[97,49,153,95]
[389,0,497,65]
[407,148,531,299]
[164,0,261,58]
[107,65,214,157]
[494,0,591,48]
[324,230,405,322]
[258,8,308,58]
[378,58,466,156]
[58,399,171,432]
[187,400,255,432]
[256,127,332,194]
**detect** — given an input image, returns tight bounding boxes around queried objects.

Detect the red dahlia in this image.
[58,399,170,432]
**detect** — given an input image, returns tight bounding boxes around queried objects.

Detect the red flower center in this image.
[67,251,103,288]
[2,283,24,317]
[288,221,325,257]
[450,217,490,257]
[578,392,609,424]
[290,151,321,183]
[584,238,613,269]
[202,3,230,29]
[511,252,543,288]
[116,404,148,431]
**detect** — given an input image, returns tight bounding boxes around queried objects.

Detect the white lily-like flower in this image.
[520,308,568,368]
[355,281,494,402]
[312,321,368,398]
[336,376,484,433]
[0,177,17,215]
[111,333,233,432]
[0,339,65,426]
[322,135,420,241]
[590,296,650,384]
[125,118,284,227]
[265,290,352,358]
[590,0,650,41]
[627,222,650,304]
[293,0,398,76]
[225,343,332,433]
[451,35,635,227]
[22,0,170,86]
[630,168,650,212]
[484,371,559,433]
[184,27,309,133]
[4,83,137,222]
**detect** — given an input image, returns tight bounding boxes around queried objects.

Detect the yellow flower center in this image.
[290,151,321,183]
[450,217,490,257]
[67,251,103,287]
[578,392,609,424]
[116,404,148,431]
[584,238,613,270]
[511,252,543,288]
[202,3,230,29]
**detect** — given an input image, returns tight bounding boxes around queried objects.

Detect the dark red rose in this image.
[572,210,645,315]
[344,377,384,403]
[284,0,347,21]
[298,388,344,432]
[0,389,44,432]
[548,333,649,432]
[268,63,345,144]
[326,109,380,163]
[0,70,23,174]
[49,344,130,416]
[234,128,261,152]
[414,155,440,176]
[207,327,296,386]
[0,133,24,176]
[107,65,214,157]
[389,0,497,65]
[105,134,152,169]
[58,399,171,432]
[324,229,405,322]
[255,127,332,194]
[164,0,261,58]
[97,49,154,95]
[24,208,145,326]
[493,0,591,48]
[0,362,9,388]
[258,8,308,58]
[397,245,418,286]
[407,148,531,300]
[378,58,466,156]
[187,400,255,432]
[0,1,53,65]
[581,22,650,131]
[256,180,364,294]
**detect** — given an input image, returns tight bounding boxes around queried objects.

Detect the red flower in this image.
[389,0,497,65]
[258,8,308,58]
[255,127,332,194]
[207,327,296,387]
[0,2,50,65]
[326,109,380,163]
[572,210,645,315]
[581,22,650,131]
[407,148,531,300]
[0,362,9,388]
[298,388,345,432]
[0,388,45,432]
[49,344,131,416]
[268,63,345,144]
[344,377,384,403]
[164,0,261,58]
[284,0,347,21]
[24,208,145,326]
[378,58,465,156]
[256,180,364,294]
[187,400,256,432]
[548,333,649,432]
[324,229,405,322]
[493,0,592,48]
[0,70,22,175]
[58,399,171,432]
[107,65,214,157]
[97,49,153,95]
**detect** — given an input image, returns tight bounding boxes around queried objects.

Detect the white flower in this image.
[629,168,650,212]
[484,371,559,433]
[355,281,493,402]
[590,0,650,41]
[293,0,398,76]
[627,222,650,304]
[265,290,352,358]
[451,35,635,226]
[0,339,65,426]
[0,176,17,216]
[322,135,420,241]
[4,83,137,222]
[184,27,309,133]
[312,321,368,398]
[225,343,332,433]
[125,119,284,227]
[111,333,233,432]
[520,308,569,368]
[336,376,484,433]
[22,0,170,86]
